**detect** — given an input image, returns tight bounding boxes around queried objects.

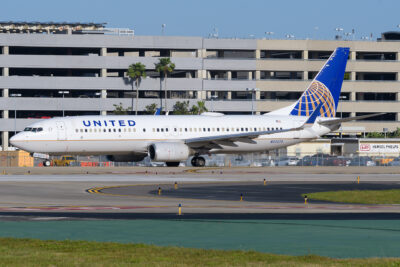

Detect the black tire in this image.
[166,162,180,167]
[43,160,51,167]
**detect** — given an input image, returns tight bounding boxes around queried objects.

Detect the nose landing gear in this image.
[191,156,206,167]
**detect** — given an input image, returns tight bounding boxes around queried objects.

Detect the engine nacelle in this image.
[106,154,146,162]
[149,142,191,162]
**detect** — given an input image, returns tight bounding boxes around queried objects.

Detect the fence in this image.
[0,152,395,167]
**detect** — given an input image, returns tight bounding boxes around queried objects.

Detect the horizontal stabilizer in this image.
[318,113,385,126]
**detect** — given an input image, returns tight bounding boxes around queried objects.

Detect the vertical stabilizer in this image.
[267,47,350,117]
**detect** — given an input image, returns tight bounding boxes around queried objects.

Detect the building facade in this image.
[1,23,400,150]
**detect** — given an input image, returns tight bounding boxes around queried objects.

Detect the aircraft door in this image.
[56,121,67,140]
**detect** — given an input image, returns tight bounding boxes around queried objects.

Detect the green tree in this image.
[190,100,208,115]
[127,62,147,115]
[366,132,385,138]
[144,103,158,115]
[155,58,175,114]
[172,101,191,115]
[112,103,131,115]
[389,128,400,138]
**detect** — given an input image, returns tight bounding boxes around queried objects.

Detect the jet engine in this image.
[149,142,192,162]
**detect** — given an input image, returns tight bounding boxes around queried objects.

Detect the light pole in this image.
[95,92,101,115]
[10,93,21,134]
[265,32,274,39]
[161,24,166,35]
[58,91,69,117]
[210,95,218,112]
[246,88,259,115]
[335,27,343,40]
[338,95,347,138]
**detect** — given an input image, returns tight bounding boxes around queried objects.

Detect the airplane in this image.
[10,47,381,167]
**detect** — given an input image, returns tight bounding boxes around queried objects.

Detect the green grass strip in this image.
[304,189,400,204]
[0,238,399,266]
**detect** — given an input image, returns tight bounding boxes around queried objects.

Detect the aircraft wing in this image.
[318,113,384,126]
[185,128,294,149]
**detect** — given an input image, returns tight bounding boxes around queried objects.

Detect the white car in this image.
[276,157,299,166]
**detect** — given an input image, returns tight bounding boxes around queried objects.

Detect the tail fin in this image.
[268,47,350,117]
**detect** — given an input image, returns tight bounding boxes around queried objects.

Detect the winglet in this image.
[154,108,161,115]
[305,101,324,124]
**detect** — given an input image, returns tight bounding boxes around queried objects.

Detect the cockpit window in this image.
[24,127,43,132]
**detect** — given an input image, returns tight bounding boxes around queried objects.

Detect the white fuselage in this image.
[10,114,333,156]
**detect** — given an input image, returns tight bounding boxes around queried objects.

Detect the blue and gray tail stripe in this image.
[290,47,350,118]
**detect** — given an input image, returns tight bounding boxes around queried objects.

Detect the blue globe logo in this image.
[291,81,336,117]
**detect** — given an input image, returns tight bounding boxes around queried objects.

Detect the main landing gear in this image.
[191,156,206,167]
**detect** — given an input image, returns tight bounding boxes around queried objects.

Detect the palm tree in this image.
[155,58,175,114]
[127,62,147,115]
[190,100,208,115]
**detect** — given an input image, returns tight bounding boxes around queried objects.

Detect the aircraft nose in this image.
[9,134,20,146]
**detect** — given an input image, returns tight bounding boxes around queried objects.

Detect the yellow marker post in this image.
[178,203,182,215]
[263,179,267,186]
[357,176,360,184]
[240,193,243,201]
[158,187,162,195]
[174,182,178,190]
[304,195,308,205]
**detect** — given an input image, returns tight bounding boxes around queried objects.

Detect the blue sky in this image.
[1,0,398,40]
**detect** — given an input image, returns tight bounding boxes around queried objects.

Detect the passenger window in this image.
[180,128,182,132]
[143,128,146,132]
[245,128,248,131]
[203,128,206,132]
[161,128,164,132]
[208,128,210,132]
[109,129,112,132]
[103,129,106,132]
[89,129,92,133]
[123,128,126,132]
[113,129,116,132]
[174,128,177,132]
[166,128,169,132]
[227,128,229,132]
[185,128,187,132]
[75,129,78,133]
[157,128,159,132]
[254,128,257,131]
[189,128,192,132]
[217,128,220,132]
[118,129,121,132]
[80,129,83,133]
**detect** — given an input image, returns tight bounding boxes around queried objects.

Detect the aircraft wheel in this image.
[166,162,180,167]
[43,160,51,167]
[191,156,206,167]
